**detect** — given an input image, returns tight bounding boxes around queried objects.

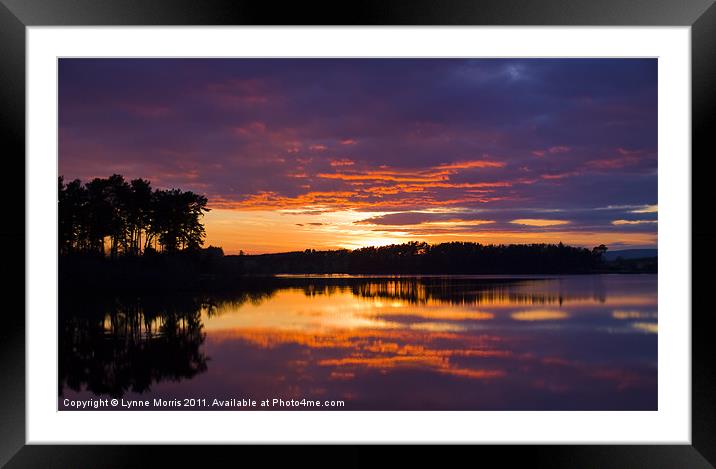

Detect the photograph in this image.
[2,0,712,463]
[57,57,658,411]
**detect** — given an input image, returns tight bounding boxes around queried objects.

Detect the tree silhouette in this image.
[234,241,614,275]
[592,244,608,262]
[59,174,210,257]
[127,178,152,255]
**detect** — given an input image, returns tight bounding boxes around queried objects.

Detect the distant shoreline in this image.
[59,242,656,294]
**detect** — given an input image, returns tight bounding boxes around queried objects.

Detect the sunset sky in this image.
[59,58,657,254]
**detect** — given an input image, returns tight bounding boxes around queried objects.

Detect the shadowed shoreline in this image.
[59,242,656,294]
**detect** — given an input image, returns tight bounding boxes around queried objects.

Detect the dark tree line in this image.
[59,174,209,257]
[237,241,611,275]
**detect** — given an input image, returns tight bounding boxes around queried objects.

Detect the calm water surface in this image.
[59,274,657,410]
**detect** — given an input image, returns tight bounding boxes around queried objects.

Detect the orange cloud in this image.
[317,169,450,183]
[318,159,504,183]
[630,205,657,214]
[541,171,580,180]
[511,310,569,321]
[611,219,657,225]
[434,160,506,170]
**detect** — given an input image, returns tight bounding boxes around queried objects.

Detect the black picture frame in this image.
[1,0,714,466]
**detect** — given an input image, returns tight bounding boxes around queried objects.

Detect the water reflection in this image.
[60,275,657,410]
[59,296,211,398]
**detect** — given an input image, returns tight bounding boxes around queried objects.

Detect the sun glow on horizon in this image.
[203,207,657,255]
[337,236,412,250]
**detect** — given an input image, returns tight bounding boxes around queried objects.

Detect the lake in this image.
[59,274,657,410]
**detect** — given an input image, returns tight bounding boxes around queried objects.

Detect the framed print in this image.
[1,0,715,466]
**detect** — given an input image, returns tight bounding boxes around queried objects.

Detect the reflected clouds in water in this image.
[60,275,657,410]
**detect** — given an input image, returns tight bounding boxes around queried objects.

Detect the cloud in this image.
[330,158,355,167]
[434,160,506,170]
[355,211,495,227]
[548,146,571,153]
[532,145,570,156]
[510,219,570,227]
[59,58,657,251]
[511,310,569,321]
[630,204,657,214]
[541,171,580,180]
[611,219,658,225]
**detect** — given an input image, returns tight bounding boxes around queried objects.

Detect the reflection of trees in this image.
[350,279,563,306]
[59,285,283,397]
[59,295,210,398]
[59,277,607,397]
[272,277,604,307]
[207,289,278,312]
